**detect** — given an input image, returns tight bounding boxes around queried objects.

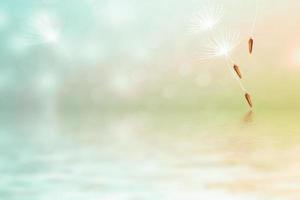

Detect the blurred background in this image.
[1,0,300,199]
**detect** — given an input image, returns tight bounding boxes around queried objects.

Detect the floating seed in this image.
[245,93,253,108]
[233,64,242,79]
[248,38,254,54]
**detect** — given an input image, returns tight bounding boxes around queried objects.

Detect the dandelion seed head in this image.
[214,40,235,57]
[188,4,224,34]
[19,11,61,47]
[197,30,240,61]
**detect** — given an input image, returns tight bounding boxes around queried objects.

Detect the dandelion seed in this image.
[197,30,240,60]
[248,37,254,54]
[21,12,61,46]
[188,4,224,34]
[245,93,253,108]
[189,7,254,109]
[233,64,242,79]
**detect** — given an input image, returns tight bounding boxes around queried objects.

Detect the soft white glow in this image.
[33,12,60,43]
[216,44,232,56]
[91,1,135,28]
[0,10,8,29]
[20,11,61,46]
[10,12,62,53]
[197,30,240,60]
[290,48,300,67]
[110,73,136,98]
[189,4,224,33]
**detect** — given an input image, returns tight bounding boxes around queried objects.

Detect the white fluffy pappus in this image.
[188,4,224,34]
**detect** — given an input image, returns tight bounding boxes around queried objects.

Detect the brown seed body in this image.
[233,64,242,79]
[245,93,253,108]
[248,38,254,54]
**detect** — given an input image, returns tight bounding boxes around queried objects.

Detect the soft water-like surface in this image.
[1,110,300,200]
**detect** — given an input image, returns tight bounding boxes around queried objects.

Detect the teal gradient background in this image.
[1,0,300,200]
